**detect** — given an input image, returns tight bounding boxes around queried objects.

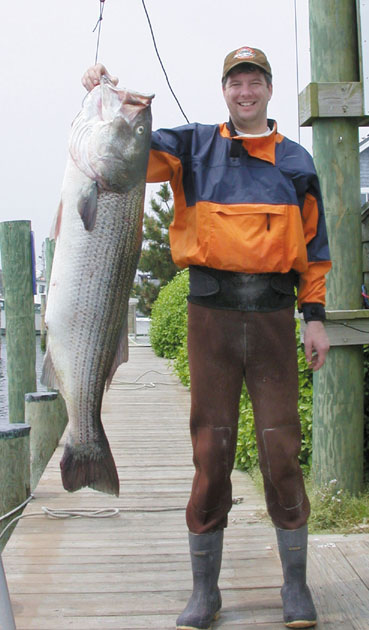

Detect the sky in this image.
[0,0,316,266]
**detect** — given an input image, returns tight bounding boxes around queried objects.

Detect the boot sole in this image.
[176,609,221,630]
[285,620,317,629]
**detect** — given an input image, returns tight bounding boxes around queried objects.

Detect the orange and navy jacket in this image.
[146,119,331,310]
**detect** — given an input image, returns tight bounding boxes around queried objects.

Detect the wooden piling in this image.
[0,423,31,552]
[308,0,364,492]
[0,221,37,424]
[25,391,68,490]
[40,293,46,352]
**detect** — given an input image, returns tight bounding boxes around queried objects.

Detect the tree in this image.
[132,183,180,315]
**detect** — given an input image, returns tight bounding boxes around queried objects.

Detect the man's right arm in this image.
[81,64,119,92]
[81,65,183,184]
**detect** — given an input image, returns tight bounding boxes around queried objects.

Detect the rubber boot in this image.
[176,530,223,630]
[276,525,317,628]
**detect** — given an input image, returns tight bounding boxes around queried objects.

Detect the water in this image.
[0,336,46,422]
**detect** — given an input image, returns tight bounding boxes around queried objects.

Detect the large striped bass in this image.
[42,77,154,496]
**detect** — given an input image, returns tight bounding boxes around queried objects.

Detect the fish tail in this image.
[60,433,119,496]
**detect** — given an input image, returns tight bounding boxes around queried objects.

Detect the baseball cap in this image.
[222,46,272,80]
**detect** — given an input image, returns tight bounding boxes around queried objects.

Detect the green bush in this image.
[150,269,189,359]
[307,477,369,533]
[173,338,191,387]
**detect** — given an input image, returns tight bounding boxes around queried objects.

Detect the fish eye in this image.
[136,125,145,135]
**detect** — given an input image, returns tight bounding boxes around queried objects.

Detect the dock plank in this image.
[2,345,369,629]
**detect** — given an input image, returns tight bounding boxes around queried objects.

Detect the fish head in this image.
[70,79,154,192]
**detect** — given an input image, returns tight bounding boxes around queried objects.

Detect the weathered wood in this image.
[25,392,68,491]
[308,0,364,493]
[40,293,46,352]
[299,81,368,127]
[0,221,37,423]
[363,241,369,272]
[0,423,31,552]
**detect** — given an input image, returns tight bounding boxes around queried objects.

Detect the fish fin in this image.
[106,316,129,391]
[78,182,98,231]
[50,200,63,240]
[60,432,119,496]
[41,348,61,391]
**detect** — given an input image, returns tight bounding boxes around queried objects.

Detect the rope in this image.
[140,0,190,124]
[0,495,35,522]
[0,506,185,542]
[93,0,106,65]
[110,369,179,390]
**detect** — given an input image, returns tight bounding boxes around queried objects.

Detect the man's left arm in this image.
[297,167,331,371]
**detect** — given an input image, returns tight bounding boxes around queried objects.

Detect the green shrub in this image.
[150,269,189,359]
[307,477,369,533]
[173,338,191,387]
[234,386,259,470]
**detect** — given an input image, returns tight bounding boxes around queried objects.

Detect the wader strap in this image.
[188,266,297,312]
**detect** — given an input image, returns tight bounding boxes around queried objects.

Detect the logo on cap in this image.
[233,47,256,60]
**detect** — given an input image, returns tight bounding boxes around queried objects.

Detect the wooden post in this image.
[308,0,364,492]
[0,221,37,424]
[0,423,31,552]
[40,293,46,352]
[25,391,68,490]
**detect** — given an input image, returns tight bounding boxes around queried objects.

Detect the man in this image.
[83,46,330,629]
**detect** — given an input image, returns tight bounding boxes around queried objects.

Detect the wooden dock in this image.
[2,345,369,629]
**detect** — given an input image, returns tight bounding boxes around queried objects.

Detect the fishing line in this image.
[93,0,106,65]
[334,321,369,335]
[293,0,301,144]
[140,0,190,124]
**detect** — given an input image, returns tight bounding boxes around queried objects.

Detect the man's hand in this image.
[81,63,119,92]
[303,320,330,371]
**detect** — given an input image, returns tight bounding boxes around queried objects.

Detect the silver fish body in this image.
[42,79,154,495]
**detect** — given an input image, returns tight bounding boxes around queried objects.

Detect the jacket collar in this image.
[220,119,283,165]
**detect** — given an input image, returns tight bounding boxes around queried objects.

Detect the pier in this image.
[1,344,369,629]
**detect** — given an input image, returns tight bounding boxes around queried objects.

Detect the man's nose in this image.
[239,83,252,97]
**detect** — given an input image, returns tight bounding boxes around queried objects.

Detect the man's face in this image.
[222,68,273,134]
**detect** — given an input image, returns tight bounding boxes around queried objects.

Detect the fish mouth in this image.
[100,75,155,122]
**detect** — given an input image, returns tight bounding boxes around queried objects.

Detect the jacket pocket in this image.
[207,203,288,273]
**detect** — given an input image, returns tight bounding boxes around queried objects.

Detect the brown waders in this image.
[176,298,315,629]
[186,302,310,534]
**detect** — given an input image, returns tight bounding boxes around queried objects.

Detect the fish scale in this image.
[42,80,153,496]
